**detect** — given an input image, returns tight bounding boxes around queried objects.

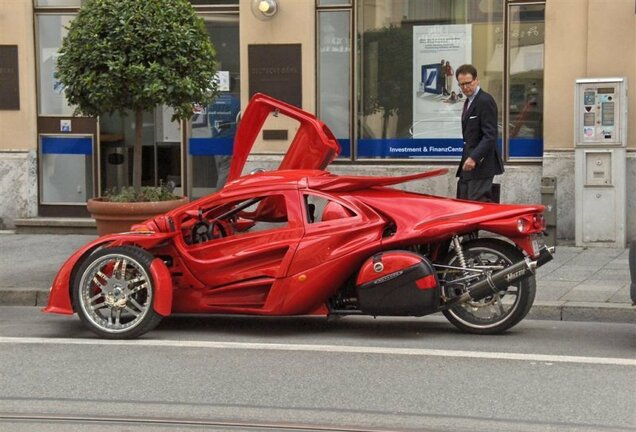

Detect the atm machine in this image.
[574,78,628,248]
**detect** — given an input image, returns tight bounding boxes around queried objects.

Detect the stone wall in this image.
[0,151,37,229]
[543,151,636,244]
[2,149,632,242]
[542,151,575,241]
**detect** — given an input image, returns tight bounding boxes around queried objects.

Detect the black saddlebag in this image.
[355,251,440,316]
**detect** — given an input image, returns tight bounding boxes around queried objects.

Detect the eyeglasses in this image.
[458,80,475,87]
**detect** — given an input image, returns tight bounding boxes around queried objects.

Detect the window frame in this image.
[316,0,354,161]
[316,0,546,164]
[503,1,546,162]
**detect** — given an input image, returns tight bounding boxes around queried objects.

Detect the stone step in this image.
[14,217,97,235]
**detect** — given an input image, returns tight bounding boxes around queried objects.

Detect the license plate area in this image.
[530,234,545,256]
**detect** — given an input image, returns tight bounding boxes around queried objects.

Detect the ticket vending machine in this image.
[574,78,628,247]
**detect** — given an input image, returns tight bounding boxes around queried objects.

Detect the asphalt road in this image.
[0,307,634,432]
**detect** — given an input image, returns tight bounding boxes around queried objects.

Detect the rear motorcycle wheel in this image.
[440,238,536,334]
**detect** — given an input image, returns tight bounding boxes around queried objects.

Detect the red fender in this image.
[44,243,106,315]
[149,258,173,316]
[44,233,175,315]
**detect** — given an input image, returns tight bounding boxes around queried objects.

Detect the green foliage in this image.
[56,0,218,200]
[56,0,218,120]
[362,25,412,117]
[362,25,412,138]
[104,182,179,203]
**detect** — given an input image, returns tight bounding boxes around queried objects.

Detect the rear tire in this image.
[440,238,536,334]
[72,246,163,339]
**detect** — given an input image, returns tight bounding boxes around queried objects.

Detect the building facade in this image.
[0,0,635,244]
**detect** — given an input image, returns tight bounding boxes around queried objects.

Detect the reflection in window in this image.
[318,0,351,5]
[357,0,503,160]
[188,13,240,198]
[40,135,93,204]
[507,3,545,159]
[36,14,75,116]
[99,109,170,195]
[318,10,351,157]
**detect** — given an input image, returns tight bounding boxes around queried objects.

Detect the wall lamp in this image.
[251,0,279,20]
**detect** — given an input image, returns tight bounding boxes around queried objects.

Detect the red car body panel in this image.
[44,232,176,315]
[228,93,340,182]
[44,94,548,327]
[304,168,449,192]
[346,189,544,254]
[149,258,173,316]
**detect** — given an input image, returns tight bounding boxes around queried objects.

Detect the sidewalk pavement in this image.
[0,232,633,324]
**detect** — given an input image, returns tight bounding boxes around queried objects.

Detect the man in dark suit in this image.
[455,64,504,202]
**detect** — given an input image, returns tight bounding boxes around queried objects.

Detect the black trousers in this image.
[456,177,495,202]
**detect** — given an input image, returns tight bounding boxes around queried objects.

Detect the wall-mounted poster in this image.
[412,25,471,156]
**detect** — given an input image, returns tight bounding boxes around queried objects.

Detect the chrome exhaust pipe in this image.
[442,246,554,309]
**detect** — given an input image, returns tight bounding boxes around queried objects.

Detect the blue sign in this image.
[208,94,240,138]
[356,138,542,159]
[41,136,92,155]
[337,139,351,158]
[189,137,233,156]
[420,63,443,95]
[357,138,464,158]
[509,138,543,158]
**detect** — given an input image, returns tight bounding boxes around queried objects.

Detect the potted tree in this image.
[55,0,218,235]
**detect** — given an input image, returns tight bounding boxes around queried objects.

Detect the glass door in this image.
[98,107,182,196]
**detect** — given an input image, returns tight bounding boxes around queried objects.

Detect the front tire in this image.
[72,246,163,339]
[440,238,536,334]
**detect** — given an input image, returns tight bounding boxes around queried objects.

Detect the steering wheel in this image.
[208,220,227,239]
[191,220,211,244]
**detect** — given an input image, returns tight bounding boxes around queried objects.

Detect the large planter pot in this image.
[87,196,189,236]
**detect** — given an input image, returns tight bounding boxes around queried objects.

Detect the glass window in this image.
[304,194,355,224]
[357,0,503,161]
[183,194,289,245]
[40,135,93,204]
[35,0,82,6]
[507,3,545,159]
[99,109,174,195]
[188,13,240,198]
[189,0,239,4]
[318,10,351,158]
[36,14,76,116]
[318,0,352,6]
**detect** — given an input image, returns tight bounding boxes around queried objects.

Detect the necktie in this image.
[462,99,469,118]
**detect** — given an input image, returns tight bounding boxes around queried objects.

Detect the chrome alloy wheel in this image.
[444,248,520,324]
[440,238,536,334]
[78,253,153,334]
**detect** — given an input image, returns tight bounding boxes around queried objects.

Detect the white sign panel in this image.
[412,25,472,140]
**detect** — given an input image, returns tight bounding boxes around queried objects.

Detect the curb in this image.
[0,288,50,307]
[528,301,635,324]
[1,290,633,324]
